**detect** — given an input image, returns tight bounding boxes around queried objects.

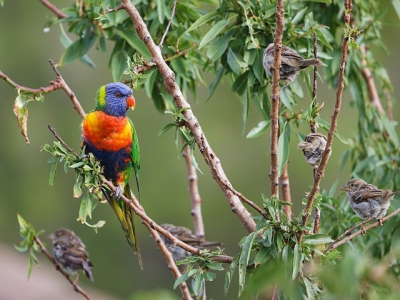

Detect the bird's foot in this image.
[113,185,124,199]
[379,218,384,226]
[361,224,366,236]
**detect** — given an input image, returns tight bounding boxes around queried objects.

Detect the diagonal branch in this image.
[326,207,400,251]
[299,0,352,242]
[39,0,68,19]
[280,163,292,221]
[120,0,256,233]
[34,236,91,300]
[269,0,285,198]
[142,221,193,300]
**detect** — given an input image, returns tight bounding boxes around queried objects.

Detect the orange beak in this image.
[126,95,136,110]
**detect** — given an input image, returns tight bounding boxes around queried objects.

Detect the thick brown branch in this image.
[120,0,256,233]
[360,44,385,114]
[326,207,400,251]
[143,222,193,300]
[182,144,205,239]
[280,162,292,221]
[269,0,284,198]
[34,236,91,300]
[39,0,68,19]
[299,0,352,242]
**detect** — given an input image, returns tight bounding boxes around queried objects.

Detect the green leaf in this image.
[238,231,258,296]
[291,7,308,25]
[110,50,127,81]
[302,234,334,245]
[227,49,246,74]
[49,161,57,186]
[296,0,331,3]
[193,274,203,295]
[78,192,91,223]
[199,19,229,49]
[207,65,224,101]
[292,243,301,280]
[203,271,216,281]
[73,180,82,198]
[117,29,151,59]
[224,255,239,296]
[254,246,271,265]
[13,94,30,144]
[392,0,400,19]
[207,29,234,61]
[277,123,290,177]
[316,27,333,51]
[381,116,399,147]
[246,120,270,138]
[184,11,218,34]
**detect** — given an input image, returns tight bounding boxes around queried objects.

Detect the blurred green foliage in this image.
[1,0,400,299]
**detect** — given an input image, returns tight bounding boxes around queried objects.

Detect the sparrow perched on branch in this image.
[263,43,322,89]
[160,223,221,261]
[341,178,400,223]
[49,228,94,284]
[298,133,327,167]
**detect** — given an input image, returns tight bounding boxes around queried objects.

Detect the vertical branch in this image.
[280,162,292,221]
[269,0,285,198]
[182,144,205,240]
[360,44,385,114]
[312,32,320,234]
[299,0,352,242]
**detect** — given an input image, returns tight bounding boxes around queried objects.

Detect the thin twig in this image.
[326,207,400,251]
[159,0,177,48]
[280,162,292,221]
[269,0,285,198]
[121,0,256,233]
[360,44,385,114]
[0,61,86,118]
[312,33,320,234]
[299,0,352,242]
[34,236,91,300]
[143,222,193,300]
[310,32,318,134]
[48,124,79,156]
[384,88,394,121]
[182,144,205,239]
[39,0,68,19]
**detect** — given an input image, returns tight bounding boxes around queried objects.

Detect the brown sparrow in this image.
[263,43,322,89]
[160,223,221,261]
[49,228,94,283]
[341,178,400,223]
[298,133,327,167]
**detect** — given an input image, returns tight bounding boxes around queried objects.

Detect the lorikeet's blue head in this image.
[95,82,135,117]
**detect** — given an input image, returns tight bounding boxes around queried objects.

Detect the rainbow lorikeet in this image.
[81,82,142,269]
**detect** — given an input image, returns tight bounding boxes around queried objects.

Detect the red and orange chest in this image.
[82,111,132,152]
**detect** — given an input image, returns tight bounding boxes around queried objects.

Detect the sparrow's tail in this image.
[299,58,322,69]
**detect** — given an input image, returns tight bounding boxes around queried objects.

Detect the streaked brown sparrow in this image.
[263,43,322,89]
[49,228,94,283]
[298,133,327,167]
[160,223,221,261]
[341,178,400,223]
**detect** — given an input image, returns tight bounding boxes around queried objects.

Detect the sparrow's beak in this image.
[126,95,136,110]
[297,141,307,149]
[341,185,350,191]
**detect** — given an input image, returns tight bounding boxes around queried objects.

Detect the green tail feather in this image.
[103,185,143,269]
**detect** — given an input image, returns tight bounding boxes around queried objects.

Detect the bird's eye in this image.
[115,92,121,98]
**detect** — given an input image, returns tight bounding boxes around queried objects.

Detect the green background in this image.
[0,1,399,299]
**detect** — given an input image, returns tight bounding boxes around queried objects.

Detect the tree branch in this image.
[142,221,193,300]
[299,0,352,242]
[360,44,385,114]
[159,0,177,48]
[39,0,68,19]
[120,0,256,233]
[0,60,86,118]
[326,207,400,251]
[182,145,205,239]
[280,162,292,221]
[34,236,91,300]
[269,0,285,198]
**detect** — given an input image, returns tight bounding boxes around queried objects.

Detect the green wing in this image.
[129,118,140,200]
